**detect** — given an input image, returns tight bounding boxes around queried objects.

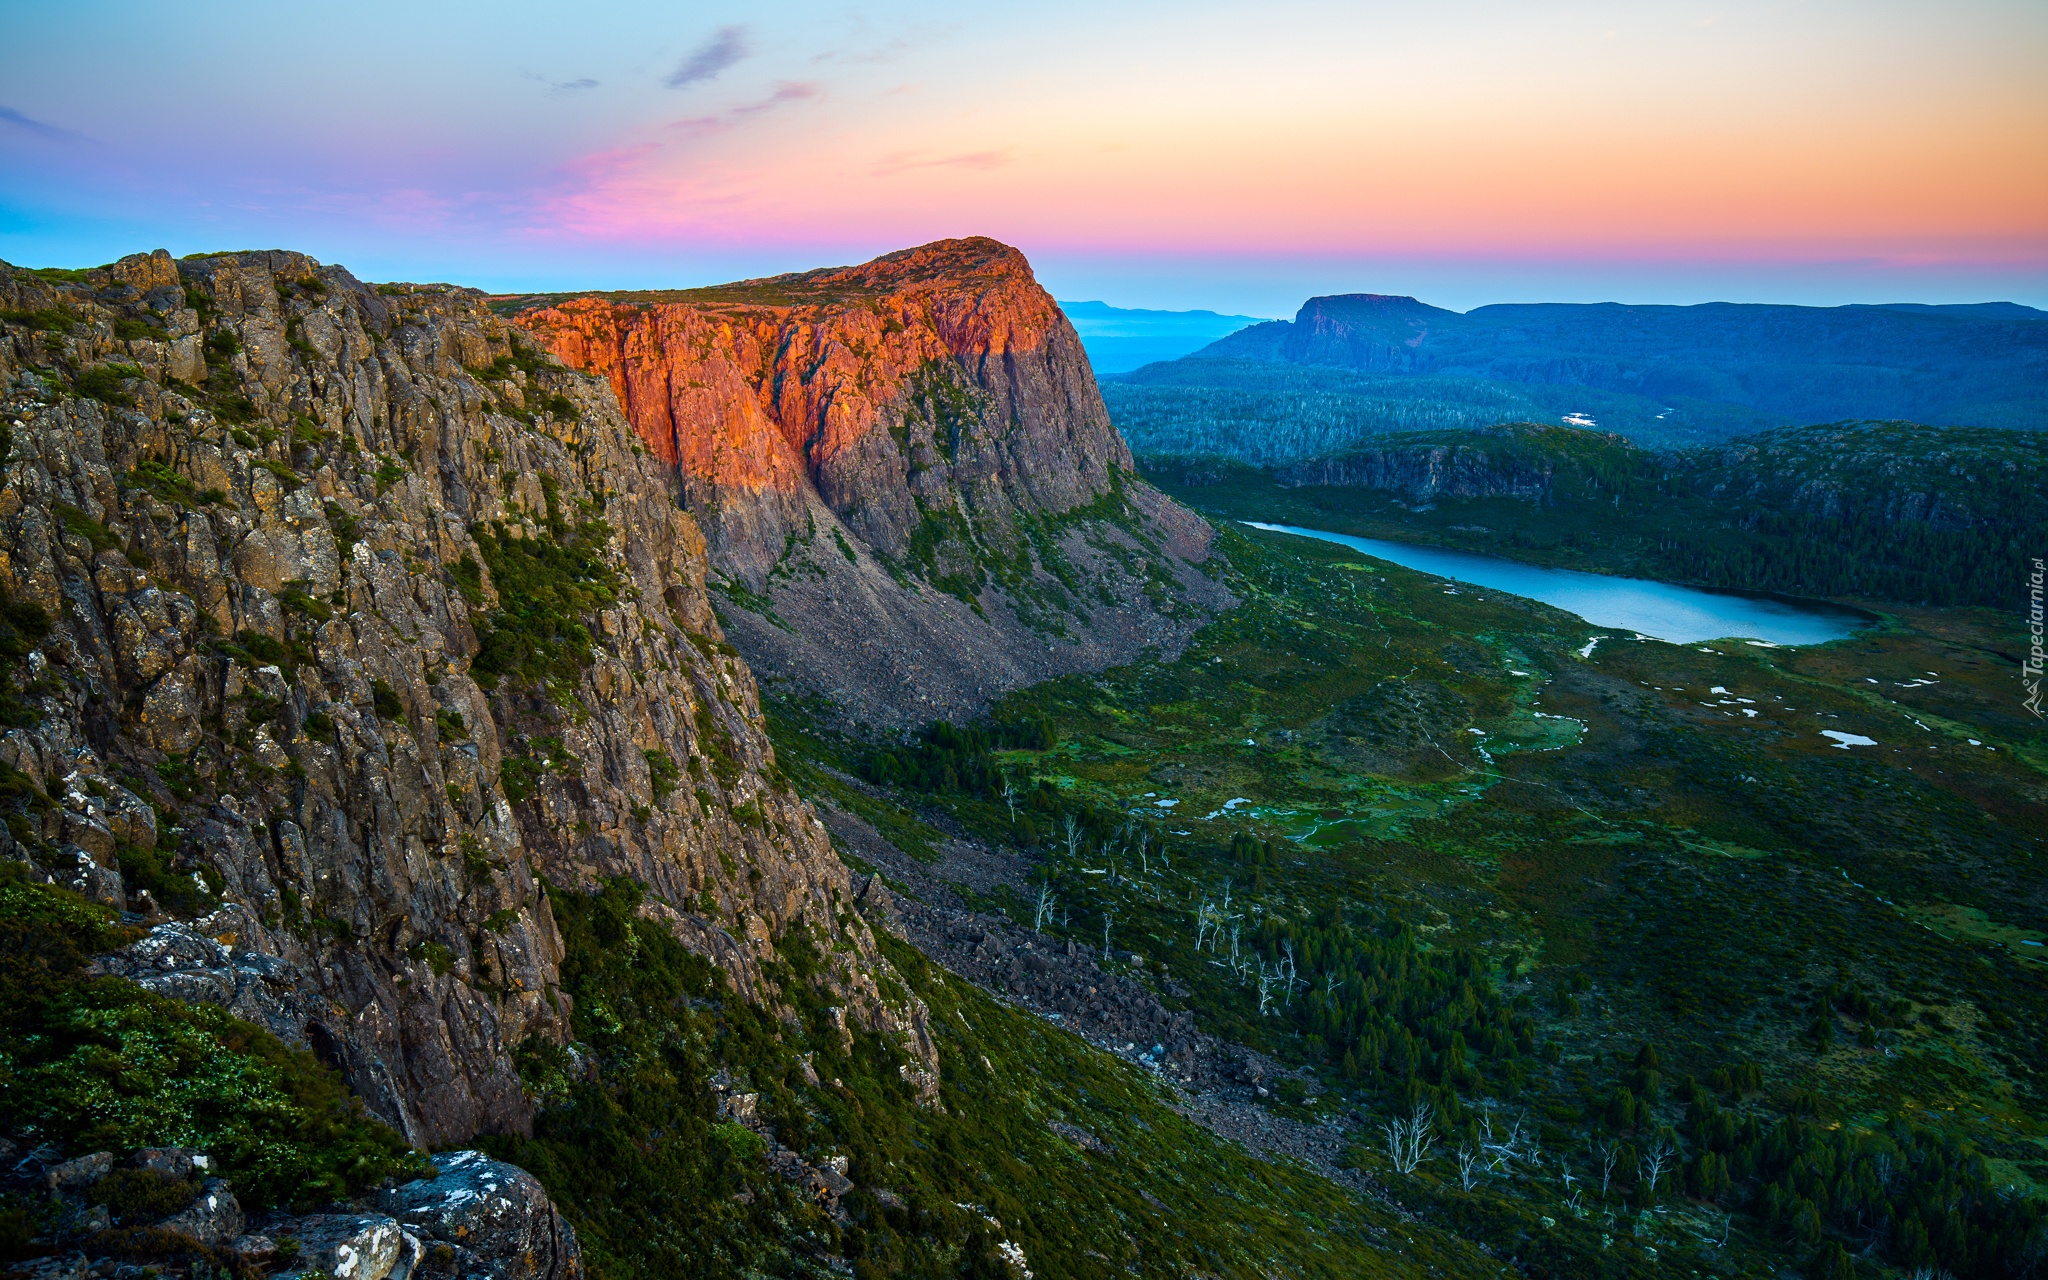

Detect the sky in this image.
[3,0,2043,314]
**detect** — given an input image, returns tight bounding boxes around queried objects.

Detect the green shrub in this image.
[449,553,485,605]
[112,319,168,342]
[467,520,620,690]
[0,306,77,333]
[0,591,54,729]
[74,365,144,407]
[116,841,215,916]
[254,457,302,493]
[0,868,424,1210]
[644,750,679,801]
[231,631,289,666]
[709,1122,764,1160]
[122,459,213,508]
[370,679,403,720]
[91,1168,198,1225]
[55,504,120,556]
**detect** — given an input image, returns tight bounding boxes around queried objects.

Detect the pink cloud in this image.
[870,148,1014,177]
[669,82,821,136]
[554,143,661,182]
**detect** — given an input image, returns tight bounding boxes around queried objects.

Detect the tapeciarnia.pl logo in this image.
[2026,556,2045,718]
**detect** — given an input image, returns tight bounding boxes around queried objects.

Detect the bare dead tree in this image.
[1000,777,1018,821]
[1596,1138,1620,1196]
[1033,881,1057,933]
[1638,1138,1675,1204]
[1456,1142,1482,1190]
[1382,1102,1435,1175]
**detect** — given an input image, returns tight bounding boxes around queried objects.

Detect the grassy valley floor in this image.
[757,519,2048,1279]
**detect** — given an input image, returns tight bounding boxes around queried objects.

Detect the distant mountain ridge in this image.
[1058,299,1273,374]
[1187,292,2048,438]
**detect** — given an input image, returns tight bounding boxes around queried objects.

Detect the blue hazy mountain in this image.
[1058,300,1274,374]
[1185,294,2047,436]
[1100,293,2048,460]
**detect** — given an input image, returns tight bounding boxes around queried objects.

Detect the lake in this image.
[1243,522,1872,646]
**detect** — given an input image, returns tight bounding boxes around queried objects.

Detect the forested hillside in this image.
[1104,358,1783,460]
[1141,420,2047,609]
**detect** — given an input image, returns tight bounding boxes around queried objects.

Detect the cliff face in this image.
[1278,444,1555,502]
[0,249,930,1148]
[1280,295,1461,372]
[1682,420,2035,534]
[511,238,1232,728]
[1275,423,1640,502]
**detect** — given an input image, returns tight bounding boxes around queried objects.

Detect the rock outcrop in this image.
[1204,294,1460,372]
[0,249,931,1149]
[0,1138,572,1280]
[510,237,1232,728]
[1275,422,1640,503]
[1682,419,2032,533]
[376,1151,581,1280]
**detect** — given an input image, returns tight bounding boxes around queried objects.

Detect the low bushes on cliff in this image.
[0,867,423,1211]
[0,586,54,730]
[491,876,1469,1279]
[467,518,620,690]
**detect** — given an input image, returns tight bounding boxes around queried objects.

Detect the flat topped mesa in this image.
[512,236,1232,729]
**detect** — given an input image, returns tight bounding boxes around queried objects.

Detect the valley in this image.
[757,518,2047,1278]
[0,239,2041,1280]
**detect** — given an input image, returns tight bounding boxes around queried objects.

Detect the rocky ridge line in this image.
[0,248,933,1150]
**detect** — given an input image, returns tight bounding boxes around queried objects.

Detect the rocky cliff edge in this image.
[0,248,933,1150]
[508,237,1233,728]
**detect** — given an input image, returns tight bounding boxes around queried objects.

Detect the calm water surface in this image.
[1245,522,1871,646]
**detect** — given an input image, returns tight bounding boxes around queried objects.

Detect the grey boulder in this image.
[150,1178,244,1248]
[278,1213,413,1280]
[376,1151,581,1280]
[43,1153,112,1192]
